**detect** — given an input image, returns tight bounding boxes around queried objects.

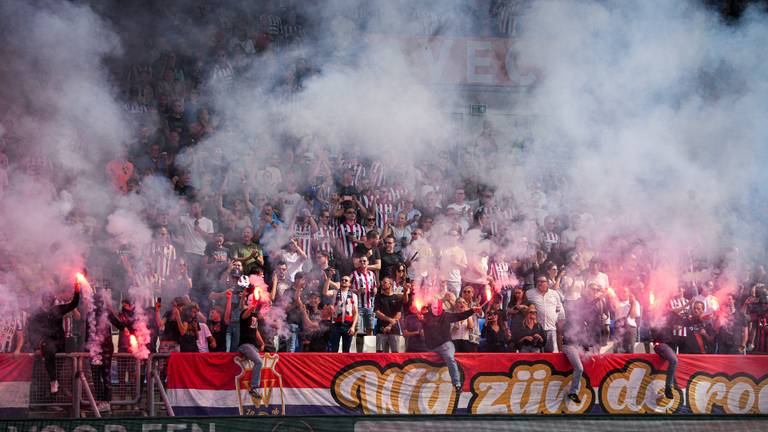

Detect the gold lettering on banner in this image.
[687,372,768,414]
[599,361,681,414]
[469,362,592,414]
[331,361,458,414]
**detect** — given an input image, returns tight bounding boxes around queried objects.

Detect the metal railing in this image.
[146,353,174,417]
[28,352,151,418]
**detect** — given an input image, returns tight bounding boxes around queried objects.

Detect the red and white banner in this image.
[0,355,33,418]
[165,353,768,416]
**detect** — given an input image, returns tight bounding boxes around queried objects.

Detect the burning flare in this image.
[485,286,493,303]
[75,272,88,285]
[649,291,656,307]
[414,298,423,311]
[129,334,138,351]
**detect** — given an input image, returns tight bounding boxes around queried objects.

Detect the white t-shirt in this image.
[196,322,213,353]
[617,299,641,328]
[282,251,306,282]
[179,215,214,255]
[440,245,467,284]
[585,272,610,291]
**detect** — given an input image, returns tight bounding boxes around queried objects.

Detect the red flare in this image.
[485,286,493,303]
[129,334,138,351]
[414,298,423,311]
[649,292,656,307]
[75,273,88,284]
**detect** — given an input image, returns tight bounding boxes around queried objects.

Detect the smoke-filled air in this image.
[0,0,766,364]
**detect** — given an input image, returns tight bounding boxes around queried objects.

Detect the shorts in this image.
[357,307,375,334]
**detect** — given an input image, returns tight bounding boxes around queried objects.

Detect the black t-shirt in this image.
[512,321,546,350]
[374,294,403,334]
[240,309,261,347]
[380,251,404,279]
[208,320,228,352]
[682,317,715,354]
[179,323,199,352]
[354,244,381,265]
[205,243,231,271]
[404,314,427,352]
[337,185,359,199]
[161,310,181,342]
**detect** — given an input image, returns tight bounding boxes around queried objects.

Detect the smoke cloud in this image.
[1,0,767,349]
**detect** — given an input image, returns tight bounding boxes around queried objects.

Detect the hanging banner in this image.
[165,353,768,416]
[0,355,33,418]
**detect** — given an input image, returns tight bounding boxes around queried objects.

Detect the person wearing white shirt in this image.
[526,276,565,352]
[584,260,610,291]
[178,202,214,301]
[196,322,214,352]
[692,280,719,322]
[615,287,641,353]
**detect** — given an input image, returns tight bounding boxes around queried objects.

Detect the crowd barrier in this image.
[1,352,767,418]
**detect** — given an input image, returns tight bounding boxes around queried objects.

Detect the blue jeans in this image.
[433,341,461,388]
[654,342,677,391]
[330,322,353,352]
[563,344,583,394]
[228,321,241,352]
[238,343,263,391]
[284,324,301,352]
[358,307,375,334]
[544,329,558,353]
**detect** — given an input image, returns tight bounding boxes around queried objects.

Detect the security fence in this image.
[26,353,171,419]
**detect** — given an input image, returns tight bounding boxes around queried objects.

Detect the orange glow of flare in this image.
[129,334,138,350]
[75,273,88,284]
[414,298,423,311]
[485,286,493,302]
[649,292,656,306]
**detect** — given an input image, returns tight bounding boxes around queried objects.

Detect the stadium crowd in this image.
[0,0,766,410]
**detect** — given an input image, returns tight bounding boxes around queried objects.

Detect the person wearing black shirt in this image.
[29,281,80,394]
[379,236,404,280]
[716,296,748,354]
[300,292,331,352]
[108,297,159,393]
[208,290,233,352]
[420,300,482,390]
[179,305,199,352]
[353,231,382,273]
[374,278,403,352]
[159,297,187,352]
[681,301,715,354]
[481,309,510,352]
[512,305,546,352]
[239,294,265,399]
[336,168,359,200]
[403,309,427,353]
